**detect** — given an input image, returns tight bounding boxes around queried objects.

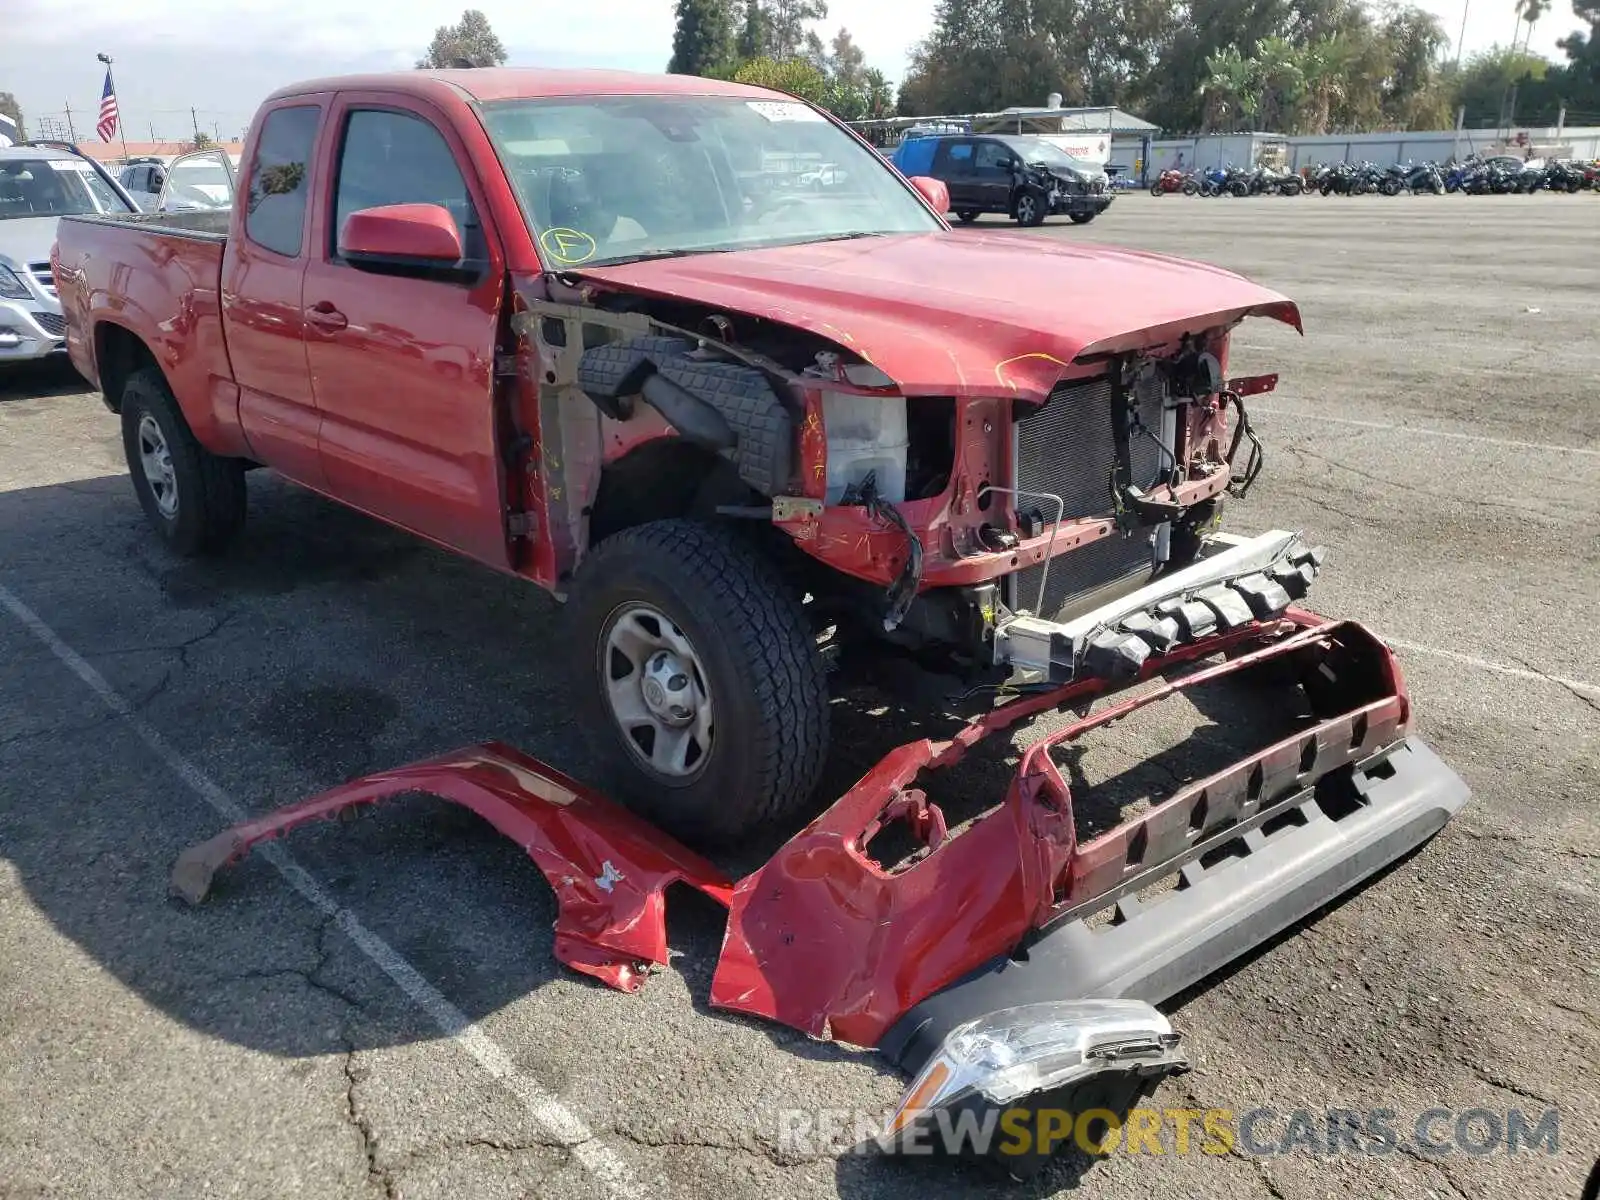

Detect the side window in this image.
[975,142,1013,175]
[938,141,975,175]
[332,109,480,260]
[246,105,319,257]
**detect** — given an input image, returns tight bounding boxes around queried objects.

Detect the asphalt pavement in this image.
[1,193,1596,1199]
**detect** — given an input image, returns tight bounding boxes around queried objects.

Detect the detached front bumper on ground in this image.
[169,605,1469,1175]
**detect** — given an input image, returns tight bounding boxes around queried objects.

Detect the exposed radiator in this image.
[1008,372,1168,622]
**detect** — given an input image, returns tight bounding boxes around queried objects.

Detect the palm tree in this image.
[1202,47,1259,132]
[1254,37,1305,131]
[1295,35,1351,134]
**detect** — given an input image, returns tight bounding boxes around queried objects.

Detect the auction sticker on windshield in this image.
[47,160,98,172]
[747,101,825,123]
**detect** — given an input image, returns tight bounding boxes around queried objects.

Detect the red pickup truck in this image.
[55,68,1459,841]
[60,70,1470,1165]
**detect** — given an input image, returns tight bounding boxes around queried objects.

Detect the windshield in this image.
[0,157,133,219]
[1005,139,1096,173]
[482,95,941,267]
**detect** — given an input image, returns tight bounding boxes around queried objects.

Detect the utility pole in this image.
[63,101,78,144]
[1453,0,1469,69]
[191,107,201,142]
[96,52,129,163]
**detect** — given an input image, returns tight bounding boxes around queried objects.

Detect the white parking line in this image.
[1384,636,1600,698]
[0,583,644,1199]
[1252,406,1600,459]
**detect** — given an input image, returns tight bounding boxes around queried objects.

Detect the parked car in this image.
[893,133,1113,225]
[117,156,172,210]
[797,161,848,188]
[0,143,137,364]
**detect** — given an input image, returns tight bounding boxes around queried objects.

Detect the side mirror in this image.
[908,175,950,215]
[340,203,465,272]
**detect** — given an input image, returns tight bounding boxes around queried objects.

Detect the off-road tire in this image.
[120,367,246,556]
[567,519,829,845]
[954,210,980,224]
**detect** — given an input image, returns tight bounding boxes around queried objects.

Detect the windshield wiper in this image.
[584,248,710,267]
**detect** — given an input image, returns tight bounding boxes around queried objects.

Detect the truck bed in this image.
[60,209,230,241]
[54,210,237,454]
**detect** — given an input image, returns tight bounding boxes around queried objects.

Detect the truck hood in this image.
[577,231,1300,401]
[0,217,61,271]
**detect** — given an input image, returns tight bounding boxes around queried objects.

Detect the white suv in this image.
[0,146,136,363]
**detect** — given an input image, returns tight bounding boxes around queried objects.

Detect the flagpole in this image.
[96,51,129,164]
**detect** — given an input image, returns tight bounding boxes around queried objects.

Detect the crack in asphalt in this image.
[1178,1083,1286,1200]
[1281,443,1562,522]
[1510,655,1600,720]
[1393,1143,1473,1200]
[344,1045,399,1200]
[602,1123,814,1168]
[1455,1058,1559,1108]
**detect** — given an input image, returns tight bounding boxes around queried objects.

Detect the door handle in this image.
[305,301,347,332]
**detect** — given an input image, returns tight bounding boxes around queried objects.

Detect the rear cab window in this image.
[245,105,320,256]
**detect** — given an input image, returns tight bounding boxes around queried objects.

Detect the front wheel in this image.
[1182,180,1199,195]
[120,367,246,556]
[567,519,829,846]
[1013,189,1047,227]
[954,209,979,224]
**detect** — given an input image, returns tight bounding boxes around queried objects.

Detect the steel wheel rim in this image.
[600,602,714,780]
[137,413,178,518]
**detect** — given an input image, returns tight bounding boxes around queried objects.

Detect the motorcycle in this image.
[1149,168,1195,196]
[1402,161,1445,195]
[1251,165,1304,196]
[1540,160,1586,193]
[1198,165,1230,197]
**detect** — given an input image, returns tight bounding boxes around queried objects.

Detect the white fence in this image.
[1113,126,1600,176]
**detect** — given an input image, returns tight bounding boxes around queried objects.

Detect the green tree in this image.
[1253,36,1304,130]
[863,68,895,117]
[1202,46,1259,130]
[1294,35,1353,133]
[1383,7,1450,125]
[732,55,832,106]
[415,9,508,68]
[191,131,215,150]
[736,0,770,59]
[669,0,736,75]
[766,0,829,59]
[0,93,23,141]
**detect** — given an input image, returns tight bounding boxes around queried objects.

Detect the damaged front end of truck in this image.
[171,233,1470,1179]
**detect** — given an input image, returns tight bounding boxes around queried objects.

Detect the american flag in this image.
[96,69,119,143]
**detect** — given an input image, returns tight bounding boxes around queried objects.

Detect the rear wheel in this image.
[1068,212,1096,224]
[954,209,980,224]
[567,519,829,846]
[1013,189,1046,227]
[120,367,246,556]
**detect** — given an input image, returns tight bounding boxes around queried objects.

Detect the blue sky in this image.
[2,0,1586,143]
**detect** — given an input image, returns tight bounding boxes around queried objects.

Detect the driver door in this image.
[933,140,979,208]
[301,93,510,567]
[973,141,1018,211]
